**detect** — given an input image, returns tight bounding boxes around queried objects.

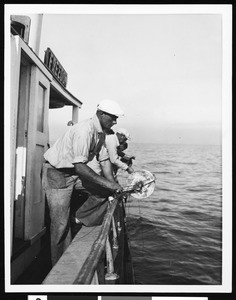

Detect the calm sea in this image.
[117,143,222,285]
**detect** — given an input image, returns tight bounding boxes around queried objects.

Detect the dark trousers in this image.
[42,162,109,266]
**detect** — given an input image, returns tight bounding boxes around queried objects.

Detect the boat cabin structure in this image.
[10,14,82,283]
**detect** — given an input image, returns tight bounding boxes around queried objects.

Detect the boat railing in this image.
[43,194,131,285]
[74,196,120,284]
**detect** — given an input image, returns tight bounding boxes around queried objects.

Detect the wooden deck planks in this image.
[43,225,102,284]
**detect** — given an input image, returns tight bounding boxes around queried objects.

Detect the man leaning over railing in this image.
[105,128,135,179]
[42,100,124,266]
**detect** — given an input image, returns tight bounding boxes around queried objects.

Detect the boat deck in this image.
[14,198,134,285]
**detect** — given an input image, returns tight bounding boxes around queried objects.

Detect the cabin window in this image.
[10,15,31,44]
[48,106,73,146]
[11,21,25,39]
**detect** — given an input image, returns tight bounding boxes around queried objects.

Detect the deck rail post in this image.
[117,202,122,233]
[73,196,119,284]
[112,215,119,249]
[117,221,121,232]
[105,236,119,281]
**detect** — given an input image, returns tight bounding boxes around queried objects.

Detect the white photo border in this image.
[4,3,232,294]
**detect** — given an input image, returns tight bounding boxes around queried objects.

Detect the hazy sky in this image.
[36,8,224,144]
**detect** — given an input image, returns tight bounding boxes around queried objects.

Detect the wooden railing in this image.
[74,196,119,284]
[43,194,133,285]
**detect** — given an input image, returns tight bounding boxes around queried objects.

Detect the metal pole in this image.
[112,216,118,249]
[105,236,119,281]
[117,204,122,232]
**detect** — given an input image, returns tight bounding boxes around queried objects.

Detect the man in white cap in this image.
[105,128,135,176]
[42,99,124,266]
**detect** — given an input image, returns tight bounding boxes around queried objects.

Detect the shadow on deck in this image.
[14,221,83,284]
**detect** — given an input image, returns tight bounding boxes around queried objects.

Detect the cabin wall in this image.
[10,36,52,281]
[10,15,82,283]
[14,61,31,240]
[24,65,50,241]
[10,35,22,254]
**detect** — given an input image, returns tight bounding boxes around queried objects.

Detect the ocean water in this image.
[117,143,222,285]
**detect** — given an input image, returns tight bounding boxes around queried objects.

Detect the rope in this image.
[124,194,138,282]
[138,197,145,258]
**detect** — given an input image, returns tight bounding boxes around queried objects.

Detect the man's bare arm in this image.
[100,159,116,182]
[74,162,122,192]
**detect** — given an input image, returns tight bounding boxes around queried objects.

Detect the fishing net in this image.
[126,169,156,199]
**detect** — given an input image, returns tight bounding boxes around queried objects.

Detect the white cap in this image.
[116,128,131,140]
[97,99,124,117]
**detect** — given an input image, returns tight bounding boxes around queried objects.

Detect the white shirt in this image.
[44,115,109,168]
[105,134,128,171]
[87,157,103,175]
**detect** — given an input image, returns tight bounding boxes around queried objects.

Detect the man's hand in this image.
[74,162,122,192]
[121,155,135,167]
[133,181,143,192]
[127,166,134,174]
[110,181,123,193]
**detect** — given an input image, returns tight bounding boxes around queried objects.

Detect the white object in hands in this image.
[127,169,156,199]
